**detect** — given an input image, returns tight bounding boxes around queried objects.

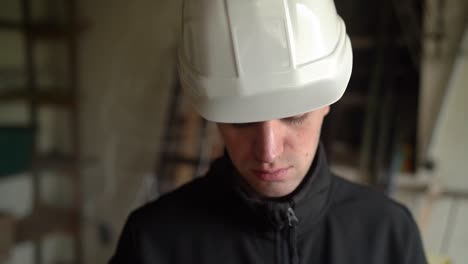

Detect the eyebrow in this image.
[282,113,308,120]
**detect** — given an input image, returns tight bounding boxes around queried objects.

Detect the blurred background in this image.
[0,0,466,263]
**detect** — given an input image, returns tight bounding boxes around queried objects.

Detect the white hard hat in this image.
[178,0,353,123]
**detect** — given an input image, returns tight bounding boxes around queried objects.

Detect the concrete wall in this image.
[2,0,182,262]
[78,0,182,262]
[65,0,468,262]
[3,0,466,262]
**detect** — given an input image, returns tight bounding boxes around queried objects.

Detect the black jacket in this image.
[110,146,427,264]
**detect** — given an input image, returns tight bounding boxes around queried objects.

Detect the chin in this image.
[254,183,295,198]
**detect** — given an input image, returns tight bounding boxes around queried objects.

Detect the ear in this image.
[323,106,330,116]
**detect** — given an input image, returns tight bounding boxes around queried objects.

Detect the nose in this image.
[253,121,283,164]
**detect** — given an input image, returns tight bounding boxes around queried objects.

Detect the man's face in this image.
[217,106,329,198]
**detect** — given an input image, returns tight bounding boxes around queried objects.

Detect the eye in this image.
[231,122,256,128]
[283,113,308,125]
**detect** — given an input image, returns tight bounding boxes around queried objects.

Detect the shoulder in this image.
[324,175,427,263]
[126,172,235,231]
[122,156,238,237]
[329,175,417,231]
[110,177,219,262]
[130,176,213,224]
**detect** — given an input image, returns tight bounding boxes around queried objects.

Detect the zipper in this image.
[276,205,299,264]
[286,206,299,264]
[287,207,299,227]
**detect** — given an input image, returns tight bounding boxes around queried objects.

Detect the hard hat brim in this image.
[179,20,353,123]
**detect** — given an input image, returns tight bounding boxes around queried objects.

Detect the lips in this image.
[251,167,290,181]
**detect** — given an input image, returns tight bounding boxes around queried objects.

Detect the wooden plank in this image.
[173,102,202,188]
[0,214,15,260]
[0,20,86,39]
[0,90,75,107]
[28,23,75,39]
[0,20,23,30]
[32,154,77,172]
[15,206,77,244]
[396,184,468,199]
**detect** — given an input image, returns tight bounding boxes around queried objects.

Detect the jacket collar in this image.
[209,143,333,233]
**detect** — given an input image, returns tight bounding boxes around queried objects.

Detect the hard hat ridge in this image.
[178,0,353,123]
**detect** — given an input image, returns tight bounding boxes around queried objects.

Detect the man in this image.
[110,0,428,263]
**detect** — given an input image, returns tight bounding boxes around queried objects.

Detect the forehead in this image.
[218,112,311,125]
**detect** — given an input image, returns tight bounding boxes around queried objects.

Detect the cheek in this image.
[221,131,251,161]
[291,124,321,154]
[293,128,312,144]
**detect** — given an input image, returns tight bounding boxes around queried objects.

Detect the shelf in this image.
[329,165,468,199]
[15,205,77,243]
[0,90,75,107]
[33,154,78,172]
[0,213,15,255]
[0,20,22,30]
[0,20,86,39]
[394,176,468,199]
[28,23,78,39]
[1,1,82,261]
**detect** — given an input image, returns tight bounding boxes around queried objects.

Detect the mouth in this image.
[251,167,291,181]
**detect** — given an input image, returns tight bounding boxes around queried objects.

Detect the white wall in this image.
[401,3,468,261]
[425,27,468,264]
[419,0,467,164]
[429,27,468,191]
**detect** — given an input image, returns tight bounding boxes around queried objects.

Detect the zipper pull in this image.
[286,207,299,227]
